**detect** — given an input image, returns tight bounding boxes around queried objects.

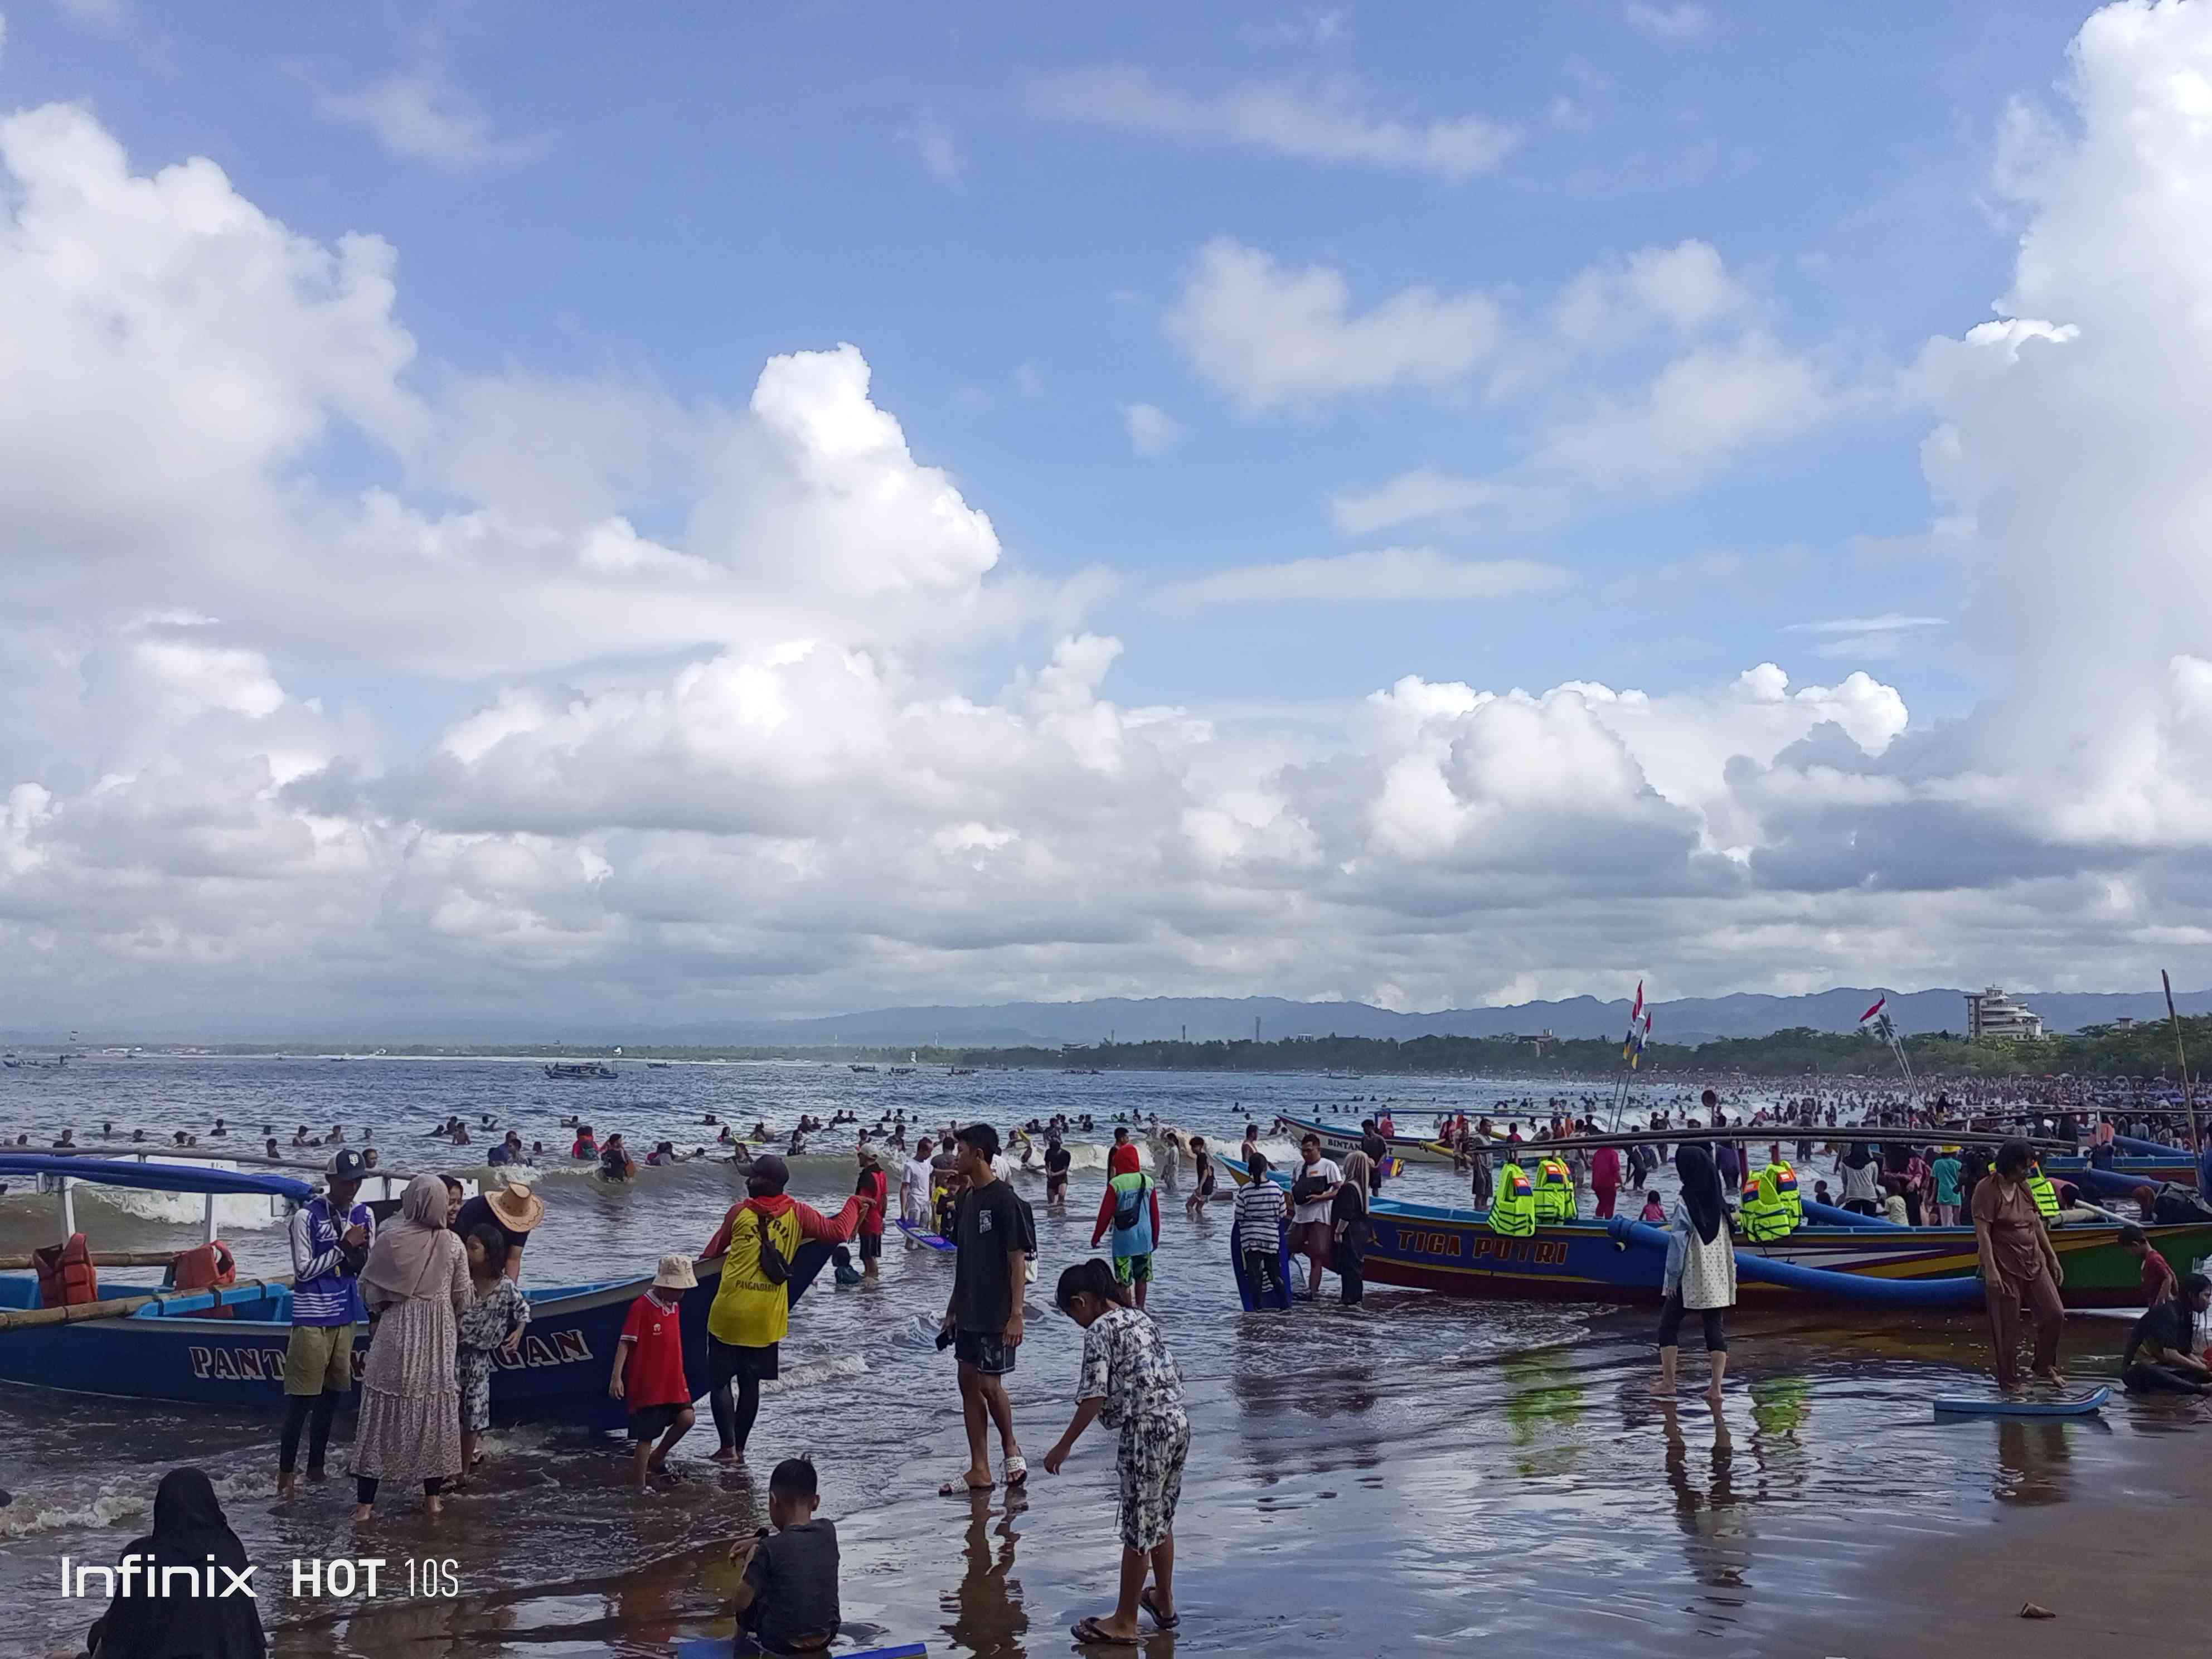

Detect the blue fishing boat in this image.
[0,1154,819,1430]
[1219,1156,2212,1309]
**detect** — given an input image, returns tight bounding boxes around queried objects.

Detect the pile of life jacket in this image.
[34,1234,99,1308]
[167,1240,239,1318]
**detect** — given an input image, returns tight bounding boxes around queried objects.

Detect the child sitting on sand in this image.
[730,1457,841,1653]
[609,1255,697,1488]
[1639,1190,1665,1224]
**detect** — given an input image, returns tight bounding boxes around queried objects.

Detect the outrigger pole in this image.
[2162,970,2202,1167]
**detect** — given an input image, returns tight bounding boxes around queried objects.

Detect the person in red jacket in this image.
[1591,1144,1622,1219]
[855,1152,889,1280]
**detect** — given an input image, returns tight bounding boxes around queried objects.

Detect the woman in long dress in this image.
[351,1172,469,1520]
[1656,1146,1736,1406]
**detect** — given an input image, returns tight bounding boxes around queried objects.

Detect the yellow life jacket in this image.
[1768,1159,1803,1226]
[707,1200,802,1347]
[1491,1162,1536,1238]
[2025,1166,2060,1223]
[1533,1157,1574,1223]
[1740,1167,1795,1242]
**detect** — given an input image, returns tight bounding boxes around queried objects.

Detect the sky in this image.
[2,0,2210,1030]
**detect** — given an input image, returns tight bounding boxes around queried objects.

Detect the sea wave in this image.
[0,1463,268,1540]
[761,1354,868,1396]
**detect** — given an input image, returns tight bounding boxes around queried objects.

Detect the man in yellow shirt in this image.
[698,1154,870,1462]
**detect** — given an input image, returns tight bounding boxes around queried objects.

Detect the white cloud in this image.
[1328,469,1517,535]
[906,113,963,181]
[9,3,2212,1032]
[1624,3,1711,42]
[1167,237,1500,410]
[1241,9,1350,48]
[1555,240,1745,343]
[1122,402,1182,457]
[1529,333,1831,491]
[319,67,550,175]
[53,0,124,31]
[1154,547,1569,615]
[1026,67,1519,182]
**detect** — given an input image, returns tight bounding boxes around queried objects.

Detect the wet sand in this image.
[230,1309,2212,1659]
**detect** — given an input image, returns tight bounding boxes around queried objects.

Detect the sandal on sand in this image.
[1071,1618,1139,1645]
[1003,1455,1028,1488]
[1140,1588,1179,1629]
[939,1475,993,1496]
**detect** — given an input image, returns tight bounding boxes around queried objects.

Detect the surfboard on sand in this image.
[1230,1222,1294,1311]
[898,1218,955,1253]
[1932,1385,2111,1419]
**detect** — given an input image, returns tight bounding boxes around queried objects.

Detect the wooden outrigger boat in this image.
[0,1154,822,1430]
[1272,1111,1459,1166]
[1220,1156,2212,1308]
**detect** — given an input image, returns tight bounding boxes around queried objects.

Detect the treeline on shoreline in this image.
[185,1016,2212,1082]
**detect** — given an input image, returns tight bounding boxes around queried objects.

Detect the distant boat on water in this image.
[543,1061,617,1080]
[850,1064,878,1074]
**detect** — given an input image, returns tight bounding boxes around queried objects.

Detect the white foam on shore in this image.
[0,1463,267,1540]
[762,1354,868,1396]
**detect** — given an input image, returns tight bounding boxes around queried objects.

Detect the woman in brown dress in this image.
[1972,1138,2066,1392]
[351,1173,469,1520]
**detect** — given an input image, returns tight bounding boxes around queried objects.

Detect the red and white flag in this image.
[1859,996,1886,1026]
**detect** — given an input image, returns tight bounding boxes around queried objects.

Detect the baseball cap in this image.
[328,1149,368,1181]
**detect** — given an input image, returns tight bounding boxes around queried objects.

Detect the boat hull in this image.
[1272,1112,1458,1166]
[0,1259,746,1430]
[1221,1158,2212,1308]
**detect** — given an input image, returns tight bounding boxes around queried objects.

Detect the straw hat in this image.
[653,1253,697,1291]
[486,1178,544,1233]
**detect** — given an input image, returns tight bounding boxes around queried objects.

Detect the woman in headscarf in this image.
[1656,1146,1736,1406]
[1838,1142,1881,1216]
[86,1467,265,1658]
[1332,1150,1374,1307]
[350,1172,469,1520]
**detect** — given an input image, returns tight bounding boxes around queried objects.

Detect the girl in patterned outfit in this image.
[1042,1259,1190,1644]
[456,1225,530,1483]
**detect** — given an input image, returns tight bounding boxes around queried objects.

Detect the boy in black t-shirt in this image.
[939,1122,1035,1495]
[730,1457,841,1652]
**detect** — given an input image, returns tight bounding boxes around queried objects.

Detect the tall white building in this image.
[1964,986,2045,1041]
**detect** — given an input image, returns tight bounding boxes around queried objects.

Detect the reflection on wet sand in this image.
[1662,1401,1749,1637]
[939,1489,1029,1659]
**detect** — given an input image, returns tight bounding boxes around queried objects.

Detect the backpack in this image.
[1113,1177,1148,1231]
[746,1204,791,1286]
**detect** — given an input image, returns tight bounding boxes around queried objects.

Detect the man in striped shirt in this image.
[277,1149,374,1500]
[1234,1153,1288,1304]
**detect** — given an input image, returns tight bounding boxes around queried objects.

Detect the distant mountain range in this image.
[638,986,2212,1050]
[13,986,2207,1049]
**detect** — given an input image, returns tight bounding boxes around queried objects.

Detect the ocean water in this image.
[2,1057,2187,1658]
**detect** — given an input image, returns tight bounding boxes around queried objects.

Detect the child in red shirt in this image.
[611,1254,697,1488]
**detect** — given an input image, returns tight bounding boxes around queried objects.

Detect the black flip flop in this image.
[1071,1617,1139,1645]
[1140,1588,1180,1629]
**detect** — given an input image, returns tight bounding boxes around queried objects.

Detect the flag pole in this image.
[2162,970,2200,1167]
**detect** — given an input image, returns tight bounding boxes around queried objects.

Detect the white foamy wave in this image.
[0,1464,267,1540]
[74,1186,285,1233]
[1036,1142,1154,1173]
[761,1354,869,1396]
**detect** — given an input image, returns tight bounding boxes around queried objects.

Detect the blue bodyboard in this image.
[897,1219,955,1253]
[1230,1221,1294,1311]
[1932,1385,2111,1419]
[676,1642,924,1659]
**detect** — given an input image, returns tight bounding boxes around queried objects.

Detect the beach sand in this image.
[251,1308,2212,1659]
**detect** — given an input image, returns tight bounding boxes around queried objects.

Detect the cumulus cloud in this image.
[1555,239,1745,343]
[1154,548,1569,615]
[7,0,2212,1031]
[318,66,551,174]
[1122,402,1182,457]
[1624,3,1710,41]
[1167,237,1500,410]
[1027,66,1518,182]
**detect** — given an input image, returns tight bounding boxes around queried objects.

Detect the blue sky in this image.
[2,1,2208,1026]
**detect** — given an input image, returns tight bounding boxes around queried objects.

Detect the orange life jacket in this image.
[169,1240,238,1317]
[34,1233,99,1308]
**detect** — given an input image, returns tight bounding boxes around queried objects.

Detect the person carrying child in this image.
[609,1254,698,1488]
[728,1456,842,1653]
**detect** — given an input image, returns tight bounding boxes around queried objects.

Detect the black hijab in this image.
[1674,1146,1725,1244]
[90,1468,264,1659]
[1843,1142,1874,1171]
